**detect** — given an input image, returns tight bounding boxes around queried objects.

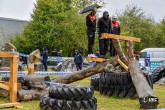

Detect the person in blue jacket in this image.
[74,50,83,71]
[42,46,48,71]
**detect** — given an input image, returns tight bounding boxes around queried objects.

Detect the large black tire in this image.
[90,74,100,91]
[152,65,165,83]
[99,72,153,98]
[49,84,94,101]
[40,95,97,110]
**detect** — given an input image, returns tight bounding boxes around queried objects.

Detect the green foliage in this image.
[118,5,163,52]
[14,0,88,56]
[13,2,165,56]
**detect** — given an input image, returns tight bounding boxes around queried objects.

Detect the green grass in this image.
[0,77,165,110]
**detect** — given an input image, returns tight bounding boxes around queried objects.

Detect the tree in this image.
[118,5,159,52]
[13,0,104,56]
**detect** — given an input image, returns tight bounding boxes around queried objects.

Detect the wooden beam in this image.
[0,102,22,109]
[10,55,18,102]
[0,81,22,89]
[100,33,141,42]
[0,83,10,91]
[87,57,106,63]
[0,52,19,58]
[117,59,129,72]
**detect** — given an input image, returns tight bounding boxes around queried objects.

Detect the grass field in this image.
[0,77,165,110]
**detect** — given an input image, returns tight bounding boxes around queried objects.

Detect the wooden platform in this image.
[87,57,106,63]
[100,33,141,42]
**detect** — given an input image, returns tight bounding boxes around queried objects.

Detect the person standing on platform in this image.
[110,15,120,57]
[86,9,97,57]
[98,11,111,58]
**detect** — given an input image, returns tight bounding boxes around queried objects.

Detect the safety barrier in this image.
[0,71,72,77]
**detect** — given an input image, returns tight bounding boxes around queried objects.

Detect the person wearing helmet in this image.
[97,11,111,58]
[86,9,97,57]
[110,15,120,57]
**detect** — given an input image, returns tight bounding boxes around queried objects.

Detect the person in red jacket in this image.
[86,9,97,57]
[110,15,120,57]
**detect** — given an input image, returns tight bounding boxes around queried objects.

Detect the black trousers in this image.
[75,63,82,71]
[87,30,95,54]
[42,60,48,71]
[110,39,116,57]
[99,39,109,56]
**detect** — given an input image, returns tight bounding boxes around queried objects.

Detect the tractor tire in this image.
[152,65,165,83]
[49,84,94,101]
[40,95,97,110]
[90,74,100,91]
[99,72,153,98]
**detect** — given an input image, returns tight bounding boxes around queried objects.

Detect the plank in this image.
[0,83,10,91]
[100,33,141,42]
[117,59,129,72]
[0,102,22,109]
[87,57,106,63]
[10,55,18,102]
[0,81,22,89]
[0,52,19,58]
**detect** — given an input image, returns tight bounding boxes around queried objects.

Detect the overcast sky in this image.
[0,0,165,22]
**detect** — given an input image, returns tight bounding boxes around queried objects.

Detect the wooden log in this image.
[52,57,119,84]
[22,75,51,90]
[17,89,48,101]
[0,88,9,97]
[126,41,159,109]
[112,39,128,65]
[128,60,159,109]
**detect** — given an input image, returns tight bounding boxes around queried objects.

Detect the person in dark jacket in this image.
[74,50,83,71]
[51,48,57,56]
[42,46,48,71]
[86,9,97,57]
[110,15,120,57]
[98,11,111,58]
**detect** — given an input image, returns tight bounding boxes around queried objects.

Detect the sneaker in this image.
[88,54,93,57]
[91,54,97,57]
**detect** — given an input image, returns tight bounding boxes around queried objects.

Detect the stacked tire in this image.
[90,74,100,91]
[99,72,153,98]
[40,84,97,110]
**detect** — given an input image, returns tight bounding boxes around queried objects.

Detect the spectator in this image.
[98,11,111,58]
[58,50,62,57]
[86,9,97,57]
[51,48,58,56]
[74,50,83,71]
[42,46,48,71]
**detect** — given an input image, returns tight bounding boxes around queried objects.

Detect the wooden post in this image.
[10,54,18,102]
[0,52,22,108]
[28,63,34,75]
